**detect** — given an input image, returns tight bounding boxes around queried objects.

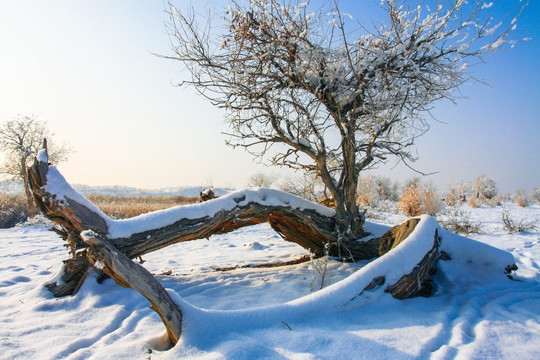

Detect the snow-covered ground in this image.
[1,204,539,359]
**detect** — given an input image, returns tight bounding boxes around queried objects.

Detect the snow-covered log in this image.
[28,145,378,296]
[27,147,519,347]
[28,150,347,257]
[26,144,443,301]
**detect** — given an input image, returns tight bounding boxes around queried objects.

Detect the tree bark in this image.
[21,156,36,218]
[112,199,340,260]
[385,228,440,299]
[84,234,182,347]
[316,156,367,260]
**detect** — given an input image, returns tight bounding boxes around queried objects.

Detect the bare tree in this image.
[278,172,323,202]
[165,0,526,253]
[247,172,278,187]
[0,115,72,217]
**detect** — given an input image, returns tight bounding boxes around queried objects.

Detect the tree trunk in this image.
[21,156,36,218]
[333,148,367,259]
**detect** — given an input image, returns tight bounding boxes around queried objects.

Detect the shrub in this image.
[514,189,529,208]
[445,182,469,207]
[501,207,537,233]
[533,188,540,203]
[398,182,441,217]
[357,175,379,206]
[247,172,277,188]
[0,193,29,228]
[440,207,482,235]
[375,176,400,202]
[357,175,400,206]
[309,243,332,291]
[468,175,500,207]
[364,200,399,220]
[17,214,53,228]
[278,173,322,202]
[445,187,460,207]
[398,185,422,216]
[309,255,331,291]
[423,185,441,216]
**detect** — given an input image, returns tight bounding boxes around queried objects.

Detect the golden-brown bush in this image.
[468,175,500,207]
[398,183,441,217]
[514,189,529,208]
[398,186,423,216]
[445,182,469,207]
[444,187,460,208]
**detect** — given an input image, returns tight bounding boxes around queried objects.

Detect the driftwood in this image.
[28,146,379,296]
[84,234,182,347]
[379,218,422,256]
[28,143,444,346]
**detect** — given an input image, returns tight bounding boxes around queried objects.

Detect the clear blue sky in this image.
[0,0,538,194]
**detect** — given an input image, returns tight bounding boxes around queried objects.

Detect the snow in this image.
[44,166,111,224]
[1,204,539,359]
[36,149,48,163]
[42,165,335,239]
[482,2,494,10]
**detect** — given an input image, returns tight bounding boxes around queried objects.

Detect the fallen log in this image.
[83,217,438,347]
[28,143,433,303]
[29,147,338,258]
[110,197,339,259]
[385,228,440,299]
[28,143,377,296]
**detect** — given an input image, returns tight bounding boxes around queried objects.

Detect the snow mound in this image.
[242,241,267,250]
[162,215,517,349]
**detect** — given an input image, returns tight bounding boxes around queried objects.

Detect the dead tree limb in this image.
[84,234,182,347]
[111,200,340,259]
[28,142,105,296]
[385,228,440,299]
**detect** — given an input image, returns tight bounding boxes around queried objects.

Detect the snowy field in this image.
[1,204,539,360]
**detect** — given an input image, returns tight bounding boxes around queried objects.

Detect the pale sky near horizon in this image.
[0,0,539,194]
